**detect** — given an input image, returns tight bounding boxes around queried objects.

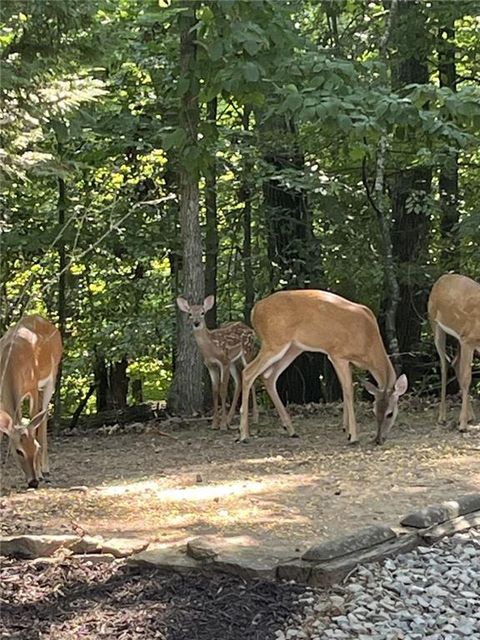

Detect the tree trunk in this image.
[389,0,433,384]
[241,106,255,325]
[259,115,340,403]
[109,357,129,410]
[53,153,67,430]
[205,97,218,329]
[94,351,109,412]
[167,3,204,415]
[438,19,459,270]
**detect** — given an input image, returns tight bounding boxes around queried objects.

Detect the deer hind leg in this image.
[240,354,259,425]
[38,373,57,478]
[208,366,221,429]
[330,358,358,444]
[433,324,448,424]
[218,362,231,431]
[262,345,302,437]
[457,344,474,432]
[239,344,291,442]
[226,363,242,427]
[453,347,475,423]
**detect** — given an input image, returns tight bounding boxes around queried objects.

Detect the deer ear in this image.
[176,297,190,313]
[363,380,379,397]
[27,410,48,433]
[0,412,13,436]
[203,295,215,312]
[394,374,408,397]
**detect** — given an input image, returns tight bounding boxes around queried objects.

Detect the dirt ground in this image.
[1,398,480,553]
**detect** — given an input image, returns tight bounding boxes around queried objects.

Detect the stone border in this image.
[1,493,479,587]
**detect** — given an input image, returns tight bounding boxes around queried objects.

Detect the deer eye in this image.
[15,449,24,458]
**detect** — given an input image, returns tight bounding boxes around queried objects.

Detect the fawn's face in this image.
[176,295,214,330]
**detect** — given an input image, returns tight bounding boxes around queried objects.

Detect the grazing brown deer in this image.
[238,289,407,444]
[0,315,62,488]
[428,273,480,431]
[177,295,258,430]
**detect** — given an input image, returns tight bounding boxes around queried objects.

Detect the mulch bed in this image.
[0,558,308,640]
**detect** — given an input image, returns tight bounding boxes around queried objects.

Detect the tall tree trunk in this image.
[205,97,218,329]
[438,18,459,270]
[167,3,204,415]
[108,357,129,410]
[241,106,254,324]
[389,0,433,384]
[53,146,67,430]
[94,351,109,412]
[259,116,339,403]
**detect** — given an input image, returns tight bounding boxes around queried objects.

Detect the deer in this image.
[176,295,258,430]
[428,273,480,431]
[238,289,408,445]
[0,315,62,488]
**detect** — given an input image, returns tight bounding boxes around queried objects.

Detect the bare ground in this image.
[1,398,479,554]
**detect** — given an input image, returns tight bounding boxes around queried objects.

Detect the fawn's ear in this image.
[176,297,190,314]
[394,374,408,397]
[27,410,48,434]
[0,411,13,436]
[363,380,379,397]
[203,295,215,312]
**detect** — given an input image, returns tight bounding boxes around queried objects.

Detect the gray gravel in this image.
[281,528,480,640]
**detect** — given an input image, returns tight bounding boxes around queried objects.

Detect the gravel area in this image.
[282,528,480,640]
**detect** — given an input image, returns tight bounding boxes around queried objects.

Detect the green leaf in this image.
[208,40,223,62]
[243,62,260,83]
[162,127,186,150]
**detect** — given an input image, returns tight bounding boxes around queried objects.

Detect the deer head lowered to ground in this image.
[0,315,62,488]
[238,289,408,445]
[176,295,258,430]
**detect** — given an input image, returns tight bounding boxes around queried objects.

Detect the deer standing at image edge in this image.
[428,273,480,431]
[0,315,62,488]
[238,289,408,444]
[177,295,258,430]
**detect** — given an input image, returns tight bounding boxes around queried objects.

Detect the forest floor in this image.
[1,397,480,552]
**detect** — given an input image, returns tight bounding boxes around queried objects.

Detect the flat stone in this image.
[302,525,396,562]
[276,559,312,583]
[128,545,199,574]
[400,494,480,528]
[186,537,219,561]
[100,537,149,558]
[72,553,116,564]
[0,534,80,559]
[419,511,480,542]
[183,535,292,580]
[308,533,419,587]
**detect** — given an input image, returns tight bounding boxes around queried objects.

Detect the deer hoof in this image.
[290,433,299,439]
[236,437,249,444]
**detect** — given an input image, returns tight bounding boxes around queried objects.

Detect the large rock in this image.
[186,535,292,580]
[419,510,480,542]
[302,526,396,562]
[400,493,480,528]
[0,534,80,559]
[128,545,199,574]
[307,533,420,587]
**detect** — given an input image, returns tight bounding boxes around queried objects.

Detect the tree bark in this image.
[241,106,254,324]
[438,19,459,270]
[205,97,218,329]
[259,115,339,403]
[167,3,204,414]
[389,0,433,384]
[53,147,67,430]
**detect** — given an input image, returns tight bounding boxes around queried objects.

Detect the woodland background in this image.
[0,0,479,425]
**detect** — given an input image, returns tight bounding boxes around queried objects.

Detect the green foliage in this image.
[1,0,479,414]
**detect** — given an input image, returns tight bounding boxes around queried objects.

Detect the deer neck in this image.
[193,326,217,359]
[370,347,397,392]
[0,368,17,419]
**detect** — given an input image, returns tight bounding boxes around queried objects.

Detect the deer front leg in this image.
[331,358,358,444]
[434,326,448,424]
[218,363,231,430]
[208,366,221,429]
